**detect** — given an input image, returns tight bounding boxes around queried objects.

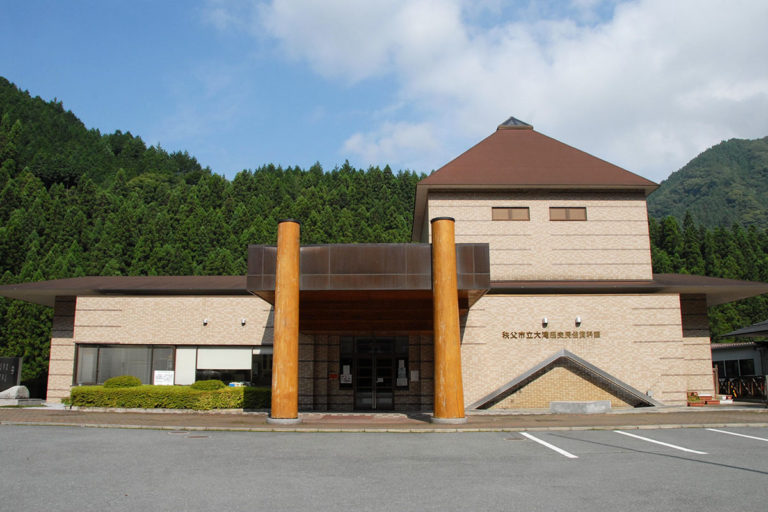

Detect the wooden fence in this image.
[717,376,767,399]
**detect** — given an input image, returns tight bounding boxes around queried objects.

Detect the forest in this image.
[1,77,767,394]
[647,135,768,227]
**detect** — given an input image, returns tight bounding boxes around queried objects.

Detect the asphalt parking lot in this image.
[1,425,766,512]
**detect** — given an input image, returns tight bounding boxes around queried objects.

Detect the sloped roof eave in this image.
[720,318,768,338]
[488,274,768,307]
[418,128,658,189]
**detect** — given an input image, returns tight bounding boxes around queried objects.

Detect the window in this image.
[251,353,273,386]
[195,369,251,383]
[740,358,756,376]
[98,346,151,383]
[492,207,529,221]
[550,207,587,221]
[75,346,98,384]
[75,345,175,385]
[716,358,757,378]
[196,347,268,385]
[724,359,740,378]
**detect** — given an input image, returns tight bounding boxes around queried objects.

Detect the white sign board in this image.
[340,365,352,384]
[154,370,175,386]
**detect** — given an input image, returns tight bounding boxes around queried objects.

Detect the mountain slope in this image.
[0,76,207,186]
[647,136,768,227]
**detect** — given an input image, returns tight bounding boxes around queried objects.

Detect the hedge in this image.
[190,379,226,390]
[68,385,271,410]
[103,375,142,388]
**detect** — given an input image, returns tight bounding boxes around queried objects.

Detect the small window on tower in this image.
[549,207,587,221]
[492,207,530,221]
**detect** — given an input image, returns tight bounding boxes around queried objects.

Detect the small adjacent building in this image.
[3,117,768,415]
[711,342,766,380]
[712,319,768,382]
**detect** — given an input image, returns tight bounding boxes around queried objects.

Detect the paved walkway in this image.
[2,404,768,432]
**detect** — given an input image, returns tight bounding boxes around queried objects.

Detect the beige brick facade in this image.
[48,287,715,409]
[46,296,76,403]
[460,293,714,407]
[48,295,275,401]
[74,295,275,346]
[680,294,717,393]
[53,296,439,410]
[491,366,633,409]
[426,191,653,281]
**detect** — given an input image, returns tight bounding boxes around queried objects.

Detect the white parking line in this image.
[614,430,707,455]
[706,428,768,442]
[520,432,579,459]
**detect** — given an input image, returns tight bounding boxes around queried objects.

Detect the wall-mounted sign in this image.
[396,359,408,387]
[153,370,175,386]
[340,365,352,385]
[0,357,22,392]
[502,330,601,340]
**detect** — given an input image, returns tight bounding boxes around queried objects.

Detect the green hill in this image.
[0,76,207,186]
[648,136,768,227]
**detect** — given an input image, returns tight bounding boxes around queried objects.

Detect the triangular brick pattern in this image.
[468,350,659,409]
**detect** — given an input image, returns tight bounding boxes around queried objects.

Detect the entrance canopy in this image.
[247,243,490,332]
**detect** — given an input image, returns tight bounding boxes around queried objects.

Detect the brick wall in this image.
[492,365,632,409]
[46,296,76,403]
[680,294,716,395]
[461,293,705,407]
[48,295,274,401]
[48,291,713,410]
[299,332,315,409]
[74,295,274,346]
[427,191,653,281]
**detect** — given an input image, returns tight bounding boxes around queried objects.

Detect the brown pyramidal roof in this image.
[412,117,658,240]
[419,117,658,191]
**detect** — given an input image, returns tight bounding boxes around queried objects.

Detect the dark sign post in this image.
[0,357,22,392]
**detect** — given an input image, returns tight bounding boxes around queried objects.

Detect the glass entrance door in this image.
[354,338,394,410]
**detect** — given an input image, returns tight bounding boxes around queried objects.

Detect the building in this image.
[2,117,768,421]
[712,319,768,383]
[711,342,766,380]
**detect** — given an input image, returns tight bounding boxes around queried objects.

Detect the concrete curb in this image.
[3,420,768,433]
[39,404,767,416]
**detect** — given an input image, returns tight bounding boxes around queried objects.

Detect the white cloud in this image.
[259,0,406,82]
[200,0,260,33]
[215,0,768,181]
[342,121,441,171]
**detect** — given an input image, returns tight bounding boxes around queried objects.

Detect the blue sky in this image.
[2,0,767,183]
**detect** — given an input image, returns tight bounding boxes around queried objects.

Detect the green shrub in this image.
[103,375,142,388]
[190,379,225,390]
[68,385,271,410]
[243,387,271,409]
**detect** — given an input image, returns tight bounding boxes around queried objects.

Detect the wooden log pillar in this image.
[430,217,467,424]
[268,219,301,424]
